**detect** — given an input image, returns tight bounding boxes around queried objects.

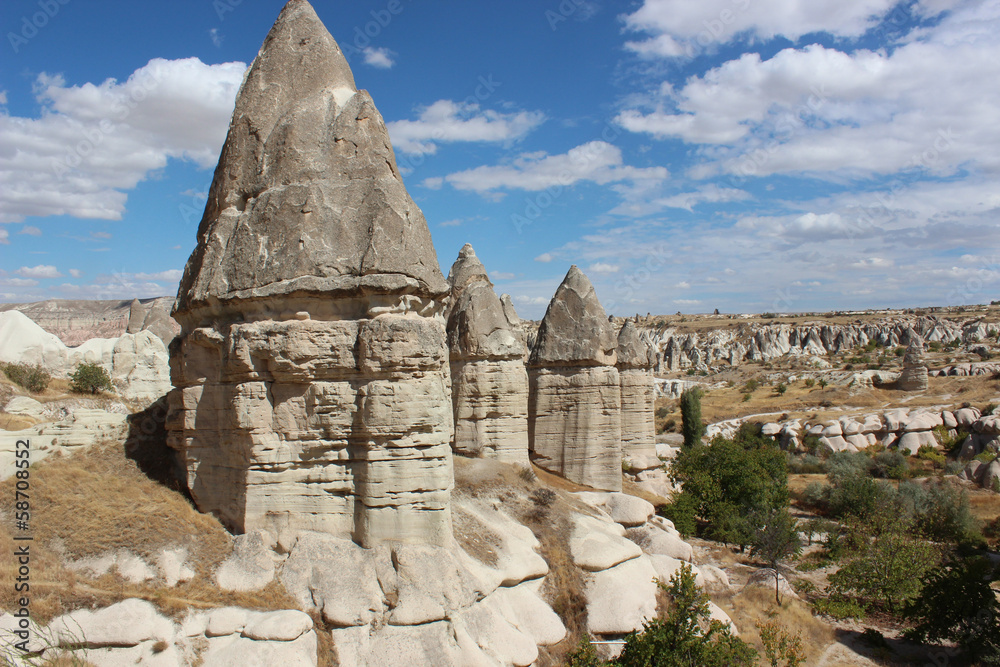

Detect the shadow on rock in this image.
[125,394,188,496]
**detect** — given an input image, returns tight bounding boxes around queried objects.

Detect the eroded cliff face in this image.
[528,266,622,491]
[446,245,529,465]
[617,321,657,463]
[166,0,453,548]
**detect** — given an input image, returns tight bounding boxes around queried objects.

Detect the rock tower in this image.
[898,336,929,391]
[528,265,622,491]
[446,245,530,464]
[617,320,658,465]
[167,0,453,548]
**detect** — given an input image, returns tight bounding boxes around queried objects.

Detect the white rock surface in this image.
[570,512,643,571]
[586,555,659,635]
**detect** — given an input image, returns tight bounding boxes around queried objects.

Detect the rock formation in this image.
[446,244,529,464]
[126,298,145,334]
[617,321,658,464]
[528,265,622,491]
[898,336,929,391]
[166,0,453,548]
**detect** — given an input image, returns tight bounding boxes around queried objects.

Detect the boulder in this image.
[625,524,694,562]
[4,396,44,419]
[110,330,171,406]
[48,598,174,648]
[215,530,276,592]
[569,512,642,571]
[529,266,621,491]
[166,0,454,548]
[585,555,659,635]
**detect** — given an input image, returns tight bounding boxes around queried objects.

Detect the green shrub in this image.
[787,453,826,474]
[1,361,50,393]
[813,595,866,620]
[655,406,669,419]
[566,637,602,667]
[661,493,698,537]
[803,378,816,388]
[69,362,113,394]
[818,379,828,388]
[614,565,758,667]
[774,382,788,395]
[742,392,752,402]
[870,450,909,480]
[742,379,760,394]
[916,445,946,466]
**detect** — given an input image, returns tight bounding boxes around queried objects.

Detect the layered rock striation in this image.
[528,266,622,491]
[446,245,529,464]
[616,320,658,467]
[166,0,453,548]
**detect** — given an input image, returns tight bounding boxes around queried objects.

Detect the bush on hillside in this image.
[69,362,113,395]
[1,361,50,393]
[680,387,705,448]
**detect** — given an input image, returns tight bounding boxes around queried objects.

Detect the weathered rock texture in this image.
[617,321,657,464]
[166,0,453,548]
[446,245,529,464]
[898,336,929,391]
[528,266,621,491]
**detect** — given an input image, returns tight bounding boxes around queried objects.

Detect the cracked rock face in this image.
[167,0,453,548]
[529,266,622,491]
[446,244,529,464]
[617,320,657,462]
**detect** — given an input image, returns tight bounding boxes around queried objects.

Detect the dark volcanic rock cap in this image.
[174,0,447,321]
[529,265,617,367]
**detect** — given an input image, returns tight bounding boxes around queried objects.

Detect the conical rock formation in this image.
[446,245,529,464]
[167,0,453,549]
[529,266,622,491]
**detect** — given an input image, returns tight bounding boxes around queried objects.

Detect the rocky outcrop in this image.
[446,245,529,464]
[111,331,171,405]
[617,321,657,466]
[166,0,453,549]
[897,337,929,391]
[528,266,621,491]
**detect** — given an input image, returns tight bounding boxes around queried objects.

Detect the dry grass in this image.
[0,439,298,625]
[720,587,835,665]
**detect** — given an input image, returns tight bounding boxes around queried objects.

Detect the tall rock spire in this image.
[528,266,622,491]
[167,1,453,549]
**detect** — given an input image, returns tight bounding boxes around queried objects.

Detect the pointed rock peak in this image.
[173,0,448,322]
[530,265,617,367]
[500,294,521,327]
[448,243,491,298]
[127,298,145,334]
[617,320,651,369]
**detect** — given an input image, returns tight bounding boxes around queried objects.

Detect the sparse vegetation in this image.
[1,361,51,393]
[69,362,113,394]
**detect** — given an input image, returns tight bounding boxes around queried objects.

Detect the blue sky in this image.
[1,0,998,319]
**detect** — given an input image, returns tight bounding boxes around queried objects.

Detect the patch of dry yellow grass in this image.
[0,440,298,625]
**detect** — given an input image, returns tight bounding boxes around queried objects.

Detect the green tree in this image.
[680,387,705,448]
[669,428,789,549]
[829,510,938,613]
[566,636,603,667]
[613,565,757,667]
[750,508,802,604]
[1,361,50,393]
[70,362,113,394]
[756,620,806,667]
[905,556,1000,664]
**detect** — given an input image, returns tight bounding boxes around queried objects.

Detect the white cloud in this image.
[134,269,183,282]
[535,253,554,263]
[209,28,223,48]
[673,299,702,305]
[0,229,7,245]
[622,0,899,58]
[0,57,247,223]
[617,3,1000,178]
[16,265,62,279]
[362,47,395,69]
[438,218,464,227]
[675,281,691,288]
[440,141,668,194]
[0,91,7,105]
[68,269,83,278]
[388,100,545,155]
[515,295,550,306]
[19,226,42,236]
[652,185,751,212]
[0,278,39,287]
[491,271,516,280]
[588,262,620,274]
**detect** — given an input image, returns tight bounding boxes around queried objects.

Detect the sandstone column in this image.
[617,320,658,464]
[166,0,453,548]
[528,266,622,491]
[898,336,929,391]
[445,245,529,464]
